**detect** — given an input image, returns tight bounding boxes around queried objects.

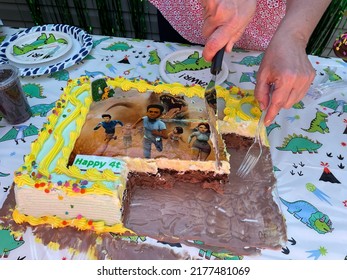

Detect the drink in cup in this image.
[0,64,32,124]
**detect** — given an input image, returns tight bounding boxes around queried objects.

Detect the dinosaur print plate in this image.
[159,49,228,87]
[0,24,93,76]
[5,31,73,65]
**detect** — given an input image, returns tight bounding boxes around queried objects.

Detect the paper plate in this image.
[159,49,228,87]
[0,24,93,76]
[5,31,73,65]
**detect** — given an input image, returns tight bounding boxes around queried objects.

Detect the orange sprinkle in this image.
[88,220,93,226]
[44,189,50,193]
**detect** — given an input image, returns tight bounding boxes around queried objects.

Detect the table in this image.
[0,26,346,260]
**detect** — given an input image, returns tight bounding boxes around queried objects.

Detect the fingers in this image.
[263,86,289,126]
[255,79,314,126]
[202,28,234,61]
[254,81,280,126]
[201,0,257,61]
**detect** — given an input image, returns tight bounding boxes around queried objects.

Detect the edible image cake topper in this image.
[70,87,223,163]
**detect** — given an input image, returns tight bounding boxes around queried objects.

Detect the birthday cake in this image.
[11,76,286,255]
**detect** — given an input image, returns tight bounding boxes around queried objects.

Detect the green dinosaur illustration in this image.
[193,241,242,260]
[129,39,145,42]
[12,33,68,55]
[0,228,24,258]
[48,69,70,81]
[30,102,56,117]
[0,124,39,144]
[266,122,280,136]
[239,71,257,83]
[102,41,133,51]
[0,35,6,44]
[93,37,112,48]
[232,53,264,66]
[292,101,305,109]
[319,98,347,117]
[165,51,211,74]
[280,198,333,234]
[323,67,342,82]
[110,233,146,243]
[0,172,10,177]
[147,49,161,65]
[91,78,115,101]
[22,83,45,99]
[198,249,242,260]
[302,109,329,133]
[276,133,322,153]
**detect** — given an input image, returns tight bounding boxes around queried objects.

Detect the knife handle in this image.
[211,46,225,75]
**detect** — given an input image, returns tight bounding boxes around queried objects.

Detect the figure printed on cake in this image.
[159,93,189,119]
[188,122,211,161]
[93,114,124,142]
[70,83,220,162]
[122,123,134,149]
[132,104,168,158]
[166,126,185,151]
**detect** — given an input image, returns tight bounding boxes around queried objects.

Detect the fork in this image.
[236,84,274,178]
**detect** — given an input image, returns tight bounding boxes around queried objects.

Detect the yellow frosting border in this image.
[13,209,133,235]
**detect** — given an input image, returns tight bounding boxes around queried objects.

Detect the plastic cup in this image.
[0,64,32,124]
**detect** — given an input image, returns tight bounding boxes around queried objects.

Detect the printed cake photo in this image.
[4,76,287,257]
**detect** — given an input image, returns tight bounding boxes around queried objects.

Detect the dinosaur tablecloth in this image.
[0,26,346,260]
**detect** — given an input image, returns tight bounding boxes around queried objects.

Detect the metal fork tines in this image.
[236,118,264,178]
[236,84,274,178]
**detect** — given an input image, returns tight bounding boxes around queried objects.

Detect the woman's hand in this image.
[201,0,256,61]
[254,31,315,126]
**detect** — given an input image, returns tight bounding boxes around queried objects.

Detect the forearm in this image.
[132,118,142,128]
[152,129,168,139]
[277,0,331,46]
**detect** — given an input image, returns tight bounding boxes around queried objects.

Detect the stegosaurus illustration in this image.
[22,83,45,99]
[276,133,322,153]
[232,52,264,66]
[102,41,133,51]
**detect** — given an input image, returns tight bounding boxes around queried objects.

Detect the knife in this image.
[204,47,225,169]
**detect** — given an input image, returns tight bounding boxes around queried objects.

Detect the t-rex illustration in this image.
[302,109,329,134]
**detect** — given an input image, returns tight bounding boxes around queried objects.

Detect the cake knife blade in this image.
[204,47,225,170]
